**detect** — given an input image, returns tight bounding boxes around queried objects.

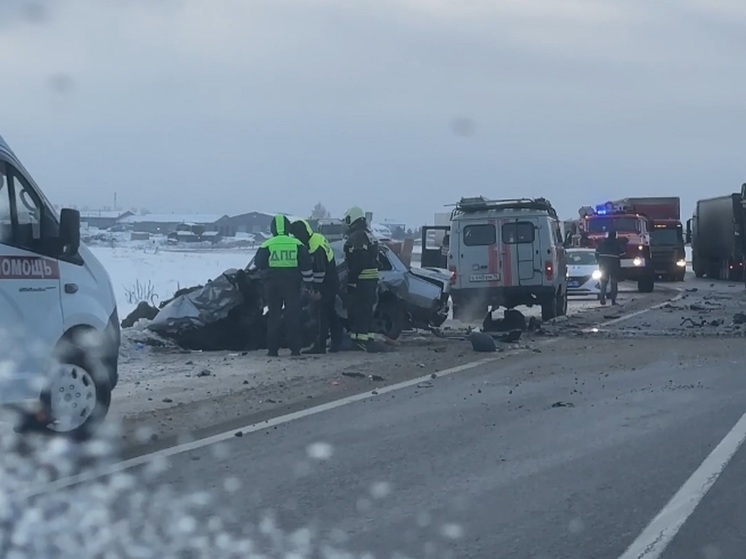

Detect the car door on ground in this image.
[0,160,64,402]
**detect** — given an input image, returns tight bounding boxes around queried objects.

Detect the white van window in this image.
[2,163,59,253]
[463,224,496,246]
[502,222,534,244]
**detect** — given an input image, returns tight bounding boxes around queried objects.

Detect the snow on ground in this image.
[89,245,256,317]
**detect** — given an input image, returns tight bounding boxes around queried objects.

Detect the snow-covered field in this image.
[89,245,256,317]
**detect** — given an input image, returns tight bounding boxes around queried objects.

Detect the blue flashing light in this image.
[595,202,618,216]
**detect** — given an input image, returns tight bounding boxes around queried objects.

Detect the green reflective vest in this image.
[309,233,334,263]
[261,235,302,268]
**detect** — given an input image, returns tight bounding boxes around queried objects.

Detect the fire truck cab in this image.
[574,202,655,293]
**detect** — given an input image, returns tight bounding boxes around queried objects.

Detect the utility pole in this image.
[114,192,117,211]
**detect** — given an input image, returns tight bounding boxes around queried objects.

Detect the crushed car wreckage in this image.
[122,241,451,351]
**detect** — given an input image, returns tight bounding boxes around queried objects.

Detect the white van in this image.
[448,196,568,322]
[0,134,119,439]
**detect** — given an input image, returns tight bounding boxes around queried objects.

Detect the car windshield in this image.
[587,217,640,233]
[651,228,682,245]
[567,250,597,265]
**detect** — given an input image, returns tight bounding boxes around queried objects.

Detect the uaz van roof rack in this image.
[448,196,558,219]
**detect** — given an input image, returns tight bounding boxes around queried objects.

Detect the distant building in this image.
[217,212,274,235]
[220,211,307,235]
[79,210,134,230]
[119,213,231,235]
[434,212,450,226]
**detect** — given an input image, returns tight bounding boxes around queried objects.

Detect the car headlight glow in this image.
[633,257,643,266]
[592,269,602,280]
[676,259,686,267]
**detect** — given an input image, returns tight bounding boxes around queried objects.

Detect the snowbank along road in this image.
[18,278,746,558]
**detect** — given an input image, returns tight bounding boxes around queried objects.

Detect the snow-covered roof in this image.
[119,213,227,224]
[242,211,307,222]
[79,210,131,219]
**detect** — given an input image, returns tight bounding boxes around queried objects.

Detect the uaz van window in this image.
[463,224,496,246]
[502,222,534,244]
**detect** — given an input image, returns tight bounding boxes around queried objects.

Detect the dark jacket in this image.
[595,237,625,272]
[255,215,313,285]
[290,220,337,287]
[343,221,379,284]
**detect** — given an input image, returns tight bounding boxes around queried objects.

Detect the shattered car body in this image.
[329,240,451,339]
[137,241,451,350]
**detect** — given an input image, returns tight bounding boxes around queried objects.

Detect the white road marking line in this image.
[619,410,746,559]
[21,358,501,498]
[584,290,683,331]
[22,293,675,498]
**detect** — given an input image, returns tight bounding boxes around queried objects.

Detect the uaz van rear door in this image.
[454,219,502,288]
[501,219,540,285]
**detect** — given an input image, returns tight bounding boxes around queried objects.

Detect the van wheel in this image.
[373,299,406,340]
[555,291,568,317]
[637,274,655,293]
[41,350,112,441]
[541,294,558,321]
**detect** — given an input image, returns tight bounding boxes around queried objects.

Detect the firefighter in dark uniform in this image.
[595,230,625,306]
[290,219,343,354]
[254,215,314,356]
[343,206,380,352]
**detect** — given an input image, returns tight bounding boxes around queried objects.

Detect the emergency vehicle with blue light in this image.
[573,201,656,293]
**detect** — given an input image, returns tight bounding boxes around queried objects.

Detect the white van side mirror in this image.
[60,208,81,256]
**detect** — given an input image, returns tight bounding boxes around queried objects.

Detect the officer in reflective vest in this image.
[254,215,314,356]
[343,206,380,352]
[290,219,343,354]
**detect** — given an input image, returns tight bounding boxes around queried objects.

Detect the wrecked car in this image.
[128,240,451,351]
[329,240,451,339]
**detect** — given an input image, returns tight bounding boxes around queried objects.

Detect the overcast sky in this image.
[1,0,744,226]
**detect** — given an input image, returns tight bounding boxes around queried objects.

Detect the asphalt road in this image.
[92,278,744,558]
[25,276,746,558]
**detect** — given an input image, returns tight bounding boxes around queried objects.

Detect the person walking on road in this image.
[254,215,314,357]
[595,230,625,306]
[290,219,344,354]
[343,206,380,352]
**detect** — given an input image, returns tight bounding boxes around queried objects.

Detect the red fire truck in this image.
[573,201,656,293]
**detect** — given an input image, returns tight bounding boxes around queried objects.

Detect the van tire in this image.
[373,299,406,340]
[40,347,112,441]
[556,291,568,317]
[637,273,655,293]
[541,294,558,321]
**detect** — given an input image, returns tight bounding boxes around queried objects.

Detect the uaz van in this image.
[448,196,568,322]
[0,134,119,439]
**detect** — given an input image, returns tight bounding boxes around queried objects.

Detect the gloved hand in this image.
[309,290,322,302]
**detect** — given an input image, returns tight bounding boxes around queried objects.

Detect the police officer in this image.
[254,215,314,356]
[290,219,343,354]
[343,206,380,352]
[595,230,625,306]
